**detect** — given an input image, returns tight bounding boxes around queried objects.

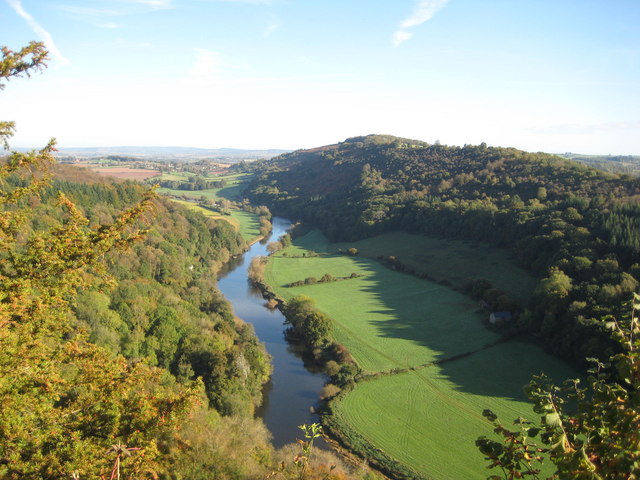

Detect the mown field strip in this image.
[230,210,262,241]
[330,231,537,303]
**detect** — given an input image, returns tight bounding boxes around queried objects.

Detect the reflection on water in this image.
[217,217,327,448]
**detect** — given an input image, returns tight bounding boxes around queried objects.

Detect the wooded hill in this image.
[243,134,640,365]
[49,168,270,415]
[1,154,275,476]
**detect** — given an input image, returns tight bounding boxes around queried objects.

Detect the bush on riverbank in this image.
[249,256,268,284]
[283,295,333,348]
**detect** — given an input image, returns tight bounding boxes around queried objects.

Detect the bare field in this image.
[89,167,161,180]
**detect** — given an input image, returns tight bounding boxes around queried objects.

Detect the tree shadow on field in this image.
[294,233,577,404]
[215,185,244,201]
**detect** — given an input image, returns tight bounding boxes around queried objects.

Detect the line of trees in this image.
[158,176,226,190]
[286,272,362,287]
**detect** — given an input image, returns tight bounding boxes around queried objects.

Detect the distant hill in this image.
[560,153,640,176]
[49,146,290,162]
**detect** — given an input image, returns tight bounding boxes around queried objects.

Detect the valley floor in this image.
[264,230,577,480]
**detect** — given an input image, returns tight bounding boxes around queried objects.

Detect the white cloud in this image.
[5,0,70,66]
[392,30,412,46]
[393,0,450,47]
[99,22,121,29]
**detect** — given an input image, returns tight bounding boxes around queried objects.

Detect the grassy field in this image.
[171,199,261,242]
[332,342,576,480]
[159,172,195,181]
[263,230,574,479]
[330,232,536,303]
[265,252,499,372]
[157,172,252,201]
[231,210,262,241]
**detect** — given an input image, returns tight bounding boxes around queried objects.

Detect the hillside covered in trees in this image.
[3,151,363,479]
[48,168,270,415]
[244,134,640,365]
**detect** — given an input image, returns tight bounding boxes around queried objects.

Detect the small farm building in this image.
[489,311,512,325]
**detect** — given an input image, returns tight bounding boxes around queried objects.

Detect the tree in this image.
[284,295,332,347]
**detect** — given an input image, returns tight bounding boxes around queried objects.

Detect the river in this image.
[217,217,327,448]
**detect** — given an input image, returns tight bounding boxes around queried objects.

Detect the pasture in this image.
[332,341,576,479]
[265,251,499,372]
[263,230,574,479]
[170,199,261,242]
[84,166,161,181]
[231,210,262,241]
[157,172,252,201]
[330,232,536,303]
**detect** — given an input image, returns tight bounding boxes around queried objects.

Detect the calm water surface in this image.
[217,217,327,447]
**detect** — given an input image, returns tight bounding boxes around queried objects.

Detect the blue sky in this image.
[1,0,639,154]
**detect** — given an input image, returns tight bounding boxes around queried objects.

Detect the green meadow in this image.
[161,172,262,241]
[170,199,261,242]
[332,342,576,480]
[264,230,575,479]
[230,210,262,241]
[331,231,536,303]
[265,253,499,372]
[157,172,252,201]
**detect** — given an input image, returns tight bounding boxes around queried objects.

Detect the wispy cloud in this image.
[217,0,274,4]
[58,5,121,27]
[264,15,281,37]
[6,0,70,65]
[120,0,174,10]
[58,5,121,18]
[99,22,121,29]
[393,0,450,47]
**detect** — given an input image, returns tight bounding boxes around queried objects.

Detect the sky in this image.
[1,0,639,154]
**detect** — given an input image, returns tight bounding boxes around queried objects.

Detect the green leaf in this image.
[527,427,541,437]
[544,412,561,427]
[482,409,498,422]
[551,432,568,451]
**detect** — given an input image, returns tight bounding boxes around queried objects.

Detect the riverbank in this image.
[247,253,392,479]
[249,261,417,479]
